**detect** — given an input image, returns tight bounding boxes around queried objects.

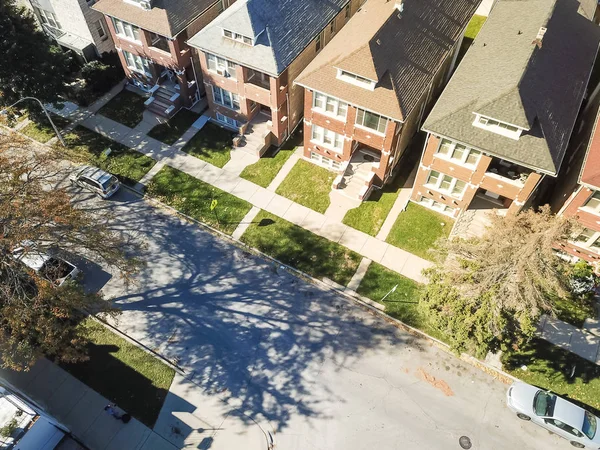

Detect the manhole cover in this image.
[459,436,472,449]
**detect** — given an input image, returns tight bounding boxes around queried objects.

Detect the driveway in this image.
[73,187,561,450]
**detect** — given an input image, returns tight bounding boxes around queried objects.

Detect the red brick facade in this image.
[558,186,600,263]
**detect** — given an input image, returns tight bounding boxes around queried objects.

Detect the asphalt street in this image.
[72,185,565,450]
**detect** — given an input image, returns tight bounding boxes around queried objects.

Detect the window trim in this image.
[434,138,481,167]
[123,50,151,76]
[95,19,107,40]
[112,18,141,42]
[312,92,348,120]
[212,85,240,111]
[572,227,600,252]
[355,108,387,135]
[337,69,376,90]
[472,114,523,140]
[206,53,236,79]
[582,190,600,215]
[35,7,61,29]
[222,28,253,45]
[311,124,344,153]
[216,112,239,128]
[425,170,467,199]
[310,151,342,170]
[418,196,456,216]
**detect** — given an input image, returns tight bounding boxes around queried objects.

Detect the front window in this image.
[313,93,348,119]
[338,70,376,89]
[112,18,140,41]
[425,170,467,198]
[356,108,387,134]
[123,51,150,74]
[584,191,600,214]
[583,411,597,439]
[206,53,236,79]
[222,29,253,45]
[311,125,344,153]
[212,86,240,110]
[216,112,238,128]
[34,7,61,29]
[533,390,556,416]
[436,138,481,166]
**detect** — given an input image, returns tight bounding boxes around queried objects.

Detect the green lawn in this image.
[97,89,146,128]
[240,131,302,188]
[386,202,451,261]
[60,126,156,186]
[20,115,71,143]
[182,122,235,168]
[147,109,200,145]
[553,294,596,328]
[241,210,362,286]
[60,319,175,427]
[276,159,335,213]
[503,339,600,416]
[356,262,445,340]
[147,166,252,235]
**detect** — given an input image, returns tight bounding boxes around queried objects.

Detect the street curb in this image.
[121,184,518,386]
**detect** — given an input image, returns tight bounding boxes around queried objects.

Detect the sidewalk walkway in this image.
[538,315,600,364]
[0,358,177,450]
[55,106,432,283]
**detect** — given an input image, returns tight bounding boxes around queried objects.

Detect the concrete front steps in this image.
[336,160,373,200]
[146,84,180,118]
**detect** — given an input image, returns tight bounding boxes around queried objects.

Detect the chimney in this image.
[532,26,547,49]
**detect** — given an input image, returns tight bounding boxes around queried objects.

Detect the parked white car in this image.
[507,381,600,448]
[12,242,80,287]
[70,166,120,199]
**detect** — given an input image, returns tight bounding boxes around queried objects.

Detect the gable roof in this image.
[93,0,217,38]
[423,0,600,176]
[295,0,481,122]
[187,0,350,77]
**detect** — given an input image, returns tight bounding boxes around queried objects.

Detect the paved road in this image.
[74,186,562,450]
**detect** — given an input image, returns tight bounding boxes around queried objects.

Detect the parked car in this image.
[70,166,120,199]
[507,381,600,448]
[12,242,80,287]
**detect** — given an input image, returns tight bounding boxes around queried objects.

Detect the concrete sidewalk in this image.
[0,358,177,450]
[538,315,600,364]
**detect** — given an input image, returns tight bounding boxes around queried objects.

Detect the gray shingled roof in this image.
[423,0,600,175]
[187,0,349,77]
[296,0,481,122]
[93,0,217,37]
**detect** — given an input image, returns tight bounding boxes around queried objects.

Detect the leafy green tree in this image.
[0,0,69,108]
[422,206,577,358]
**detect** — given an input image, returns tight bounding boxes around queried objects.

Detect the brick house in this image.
[186,0,366,155]
[21,0,115,61]
[294,0,481,200]
[412,0,600,221]
[93,0,236,117]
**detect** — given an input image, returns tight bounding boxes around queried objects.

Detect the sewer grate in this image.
[459,436,472,449]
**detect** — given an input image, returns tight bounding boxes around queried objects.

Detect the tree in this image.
[0,131,140,370]
[0,0,70,108]
[422,206,578,358]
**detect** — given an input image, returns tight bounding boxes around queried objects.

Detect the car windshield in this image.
[101,176,118,191]
[533,390,556,416]
[583,411,597,439]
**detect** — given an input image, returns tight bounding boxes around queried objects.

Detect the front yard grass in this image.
[97,89,146,128]
[356,262,445,341]
[60,319,175,428]
[240,131,302,188]
[503,338,600,416]
[147,166,252,235]
[147,109,200,145]
[241,210,362,286]
[553,294,596,328]
[20,114,71,143]
[275,159,335,213]
[182,122,234,168]
[59,126,156,186]
[386,202,451,261]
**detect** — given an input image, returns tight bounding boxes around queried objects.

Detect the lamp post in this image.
[0,97,66,147]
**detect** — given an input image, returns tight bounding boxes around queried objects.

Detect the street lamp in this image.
[0,97,66,147]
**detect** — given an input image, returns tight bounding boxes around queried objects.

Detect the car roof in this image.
[79,166,113,185]
[553,396,586,427]
[14,249,51,271]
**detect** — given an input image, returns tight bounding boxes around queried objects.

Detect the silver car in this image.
[12,243,80,287]
[507,381,600,448]
[70,166,120,199]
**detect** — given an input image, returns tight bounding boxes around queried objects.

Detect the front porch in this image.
[333,146,381,201]
[451,191,509,239]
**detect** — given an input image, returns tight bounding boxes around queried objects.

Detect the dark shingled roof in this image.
[423,0,600,176]
[93,0,218,38]
[187,0,350,77]
[295,0,481,122]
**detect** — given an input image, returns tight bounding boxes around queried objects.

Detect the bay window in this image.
[311,125,344,153]
[356,108,387,134]
[112,18,140,41]
[313,92,348,119]
[425,170,467,197]
[212,86,240,110]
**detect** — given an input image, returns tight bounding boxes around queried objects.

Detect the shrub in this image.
[0,418,18,438]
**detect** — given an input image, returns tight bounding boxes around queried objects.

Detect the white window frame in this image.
[212,86,240,111]
[418,196,456,217]
[216,112,238,128]
[425,170,467,198]
[337,69,376,90]
[582,191,600,215]
[206,53,236,79]
[310,152,342,170]
[222,28,253,45]
[123,51,150,75]
[312,92,348,119]
[355,108,387,134]
[112,18,141,42]
[95,20,107,39]
[572,227,600,253]
[311,125,344,153]
[472,114,523,140]
[35,7,61,29]
[435,138,481,167]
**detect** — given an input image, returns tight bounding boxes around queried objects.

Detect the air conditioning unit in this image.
[139,0,151,10]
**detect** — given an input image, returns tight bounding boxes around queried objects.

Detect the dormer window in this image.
[337,69,376,90]
[472,114,523,140]
[222,29,253,45]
